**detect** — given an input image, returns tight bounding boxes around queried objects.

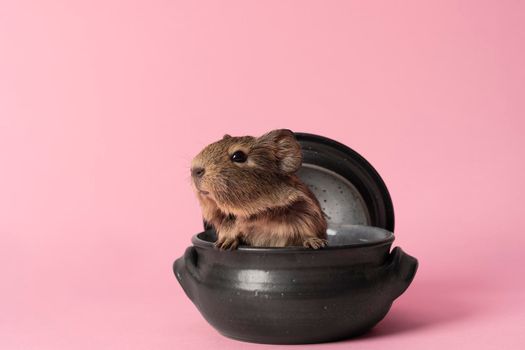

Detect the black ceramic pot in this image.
[173,133,418,344]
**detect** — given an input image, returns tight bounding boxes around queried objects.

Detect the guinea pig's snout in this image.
[191,166,205,179]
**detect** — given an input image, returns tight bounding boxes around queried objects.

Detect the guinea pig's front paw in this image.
[214,235,240,250]
[303,237,328,249]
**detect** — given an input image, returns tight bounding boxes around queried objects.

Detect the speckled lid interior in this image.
[297,164,370,231]
[295,133,395,233]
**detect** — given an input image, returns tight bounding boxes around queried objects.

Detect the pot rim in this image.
[191,227,395,253]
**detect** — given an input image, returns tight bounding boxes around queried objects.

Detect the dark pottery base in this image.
[174,226,418,344]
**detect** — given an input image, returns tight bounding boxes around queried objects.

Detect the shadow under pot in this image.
[174,133,418,344]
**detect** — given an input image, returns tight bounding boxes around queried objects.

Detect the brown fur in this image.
[191,129,327,250]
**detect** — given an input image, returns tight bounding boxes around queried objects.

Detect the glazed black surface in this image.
[174,226,418,344]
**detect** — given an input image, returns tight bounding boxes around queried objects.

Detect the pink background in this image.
[1,1,524,349]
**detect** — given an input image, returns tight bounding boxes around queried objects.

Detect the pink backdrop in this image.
[1,1,524,349]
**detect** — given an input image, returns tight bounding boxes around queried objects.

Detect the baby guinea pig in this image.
[190,129,328,250]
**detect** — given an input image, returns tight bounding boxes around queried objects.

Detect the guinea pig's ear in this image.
[223,134,232,140]
[257,129,302,173]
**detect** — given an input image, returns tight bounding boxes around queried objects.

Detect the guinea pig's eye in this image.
[231,150,247,163]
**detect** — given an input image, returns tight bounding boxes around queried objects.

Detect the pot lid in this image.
[295,132,395,232]
[201,132,395,234]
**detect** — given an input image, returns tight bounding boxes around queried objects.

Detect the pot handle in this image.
[386,247,418,300]
[183,246,201,281]
[173,246,201,302]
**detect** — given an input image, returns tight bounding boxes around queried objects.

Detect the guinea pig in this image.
[190,129,328,250]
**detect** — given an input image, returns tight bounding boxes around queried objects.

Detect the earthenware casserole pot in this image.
[173,133,418,344]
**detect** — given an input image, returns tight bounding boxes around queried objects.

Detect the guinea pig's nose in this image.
[191,167,205,178]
